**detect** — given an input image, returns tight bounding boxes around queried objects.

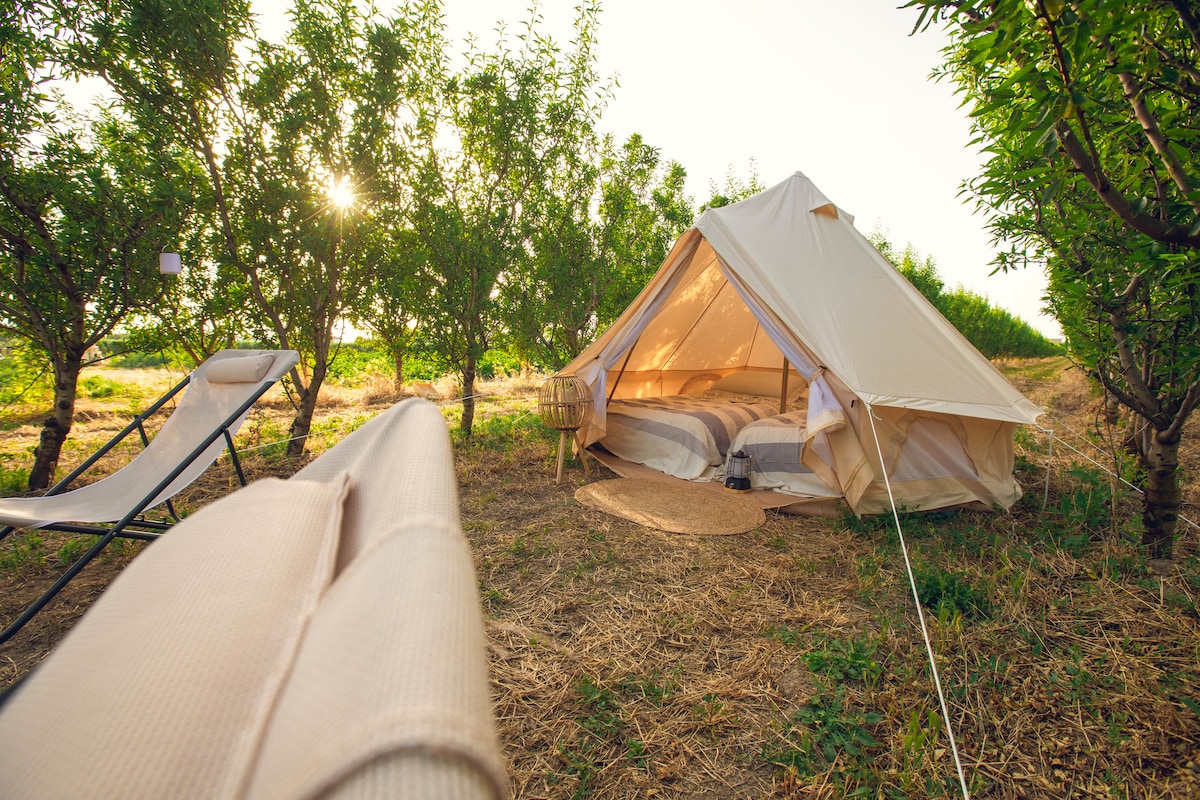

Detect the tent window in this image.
[891,418,978,481]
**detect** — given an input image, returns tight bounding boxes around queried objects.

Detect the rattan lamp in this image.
[538,375,594,484]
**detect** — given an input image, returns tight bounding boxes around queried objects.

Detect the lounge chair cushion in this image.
[206,353,277,383]
[0,473,348,799]
[244,518,507,799]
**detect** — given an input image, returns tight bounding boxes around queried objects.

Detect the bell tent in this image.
[560,171,1043,515]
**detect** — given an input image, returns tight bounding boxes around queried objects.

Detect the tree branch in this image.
[1164,380,1200,441]
[1054,121,1200,245]
[1107,306,1167,425]
[0,173,75,298]
[1097,33,1200,214]
[1167,0,1200,54]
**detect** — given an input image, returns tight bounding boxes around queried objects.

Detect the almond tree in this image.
[79,0,443,455]
[408,2,609,434]
[911,0,1200,558]
[499,133,691,370]
[0,0,197,489]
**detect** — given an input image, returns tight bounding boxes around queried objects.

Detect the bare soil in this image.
[2,358,1199,799]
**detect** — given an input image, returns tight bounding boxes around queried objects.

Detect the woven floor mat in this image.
[574,478,765,535]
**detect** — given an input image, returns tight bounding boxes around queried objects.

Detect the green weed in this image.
[566,547,618,581]
[689,692,732,738]
[892,709,945,796]
[764,622,806,647]
[575,675,622,740]
[1036,465,1117,552]
[0,458,29,494]
[77,375,126,399]
[242,416,291,458]
[624,738,646,769]
[0,531,47,573]
[618,669,678,705]
[803,635,883,686]
[452,409,551,451]
[55,536,93,565]
[765,685,884,794]
[553,739,600,799]
[552,676,627,798]
[913,563,993,620]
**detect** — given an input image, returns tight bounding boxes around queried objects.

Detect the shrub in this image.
[913,563,993,620]
[78,375,125,399]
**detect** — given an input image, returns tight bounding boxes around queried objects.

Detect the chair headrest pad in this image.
[206,354,276,384]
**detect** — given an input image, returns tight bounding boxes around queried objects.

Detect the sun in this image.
[327,176,355,210]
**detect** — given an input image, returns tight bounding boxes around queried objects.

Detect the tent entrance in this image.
[586,447,843,517]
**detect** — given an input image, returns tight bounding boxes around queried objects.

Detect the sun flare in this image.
[327,176,354,210]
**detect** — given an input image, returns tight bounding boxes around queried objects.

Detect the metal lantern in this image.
[724,449,753,492]
[538,375,594,484]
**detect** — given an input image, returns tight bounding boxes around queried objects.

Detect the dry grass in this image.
[3,358,1200,798]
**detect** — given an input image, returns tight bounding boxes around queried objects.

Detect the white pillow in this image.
[710,370,789,398]
[205,353,276,383]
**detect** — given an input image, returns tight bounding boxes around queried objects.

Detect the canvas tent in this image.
[561,171,1044,515]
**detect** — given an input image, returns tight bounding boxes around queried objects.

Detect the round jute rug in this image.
[574,478,766,535]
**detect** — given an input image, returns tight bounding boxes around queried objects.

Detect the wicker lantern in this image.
[538,375,594,484]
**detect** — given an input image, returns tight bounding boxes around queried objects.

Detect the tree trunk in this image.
[1141,431,1182,560]
[29,356,82,490]
[1105,392,1122,426]
[392,347,404,394]
[286,361,327,458]
[460,356,477,437]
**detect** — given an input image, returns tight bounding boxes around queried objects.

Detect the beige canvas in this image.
[0,399,507,800]
[0,474,348,799]
[561,172,1042,514]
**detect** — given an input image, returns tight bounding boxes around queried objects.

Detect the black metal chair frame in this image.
[0,373,276,645]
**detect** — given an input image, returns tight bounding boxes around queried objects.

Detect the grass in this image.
[2,358,1200,798]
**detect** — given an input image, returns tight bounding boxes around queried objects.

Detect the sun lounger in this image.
[0,398,507,799]
[0,349,299,643]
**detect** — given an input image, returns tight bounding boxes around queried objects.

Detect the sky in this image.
[253,0,1058,337]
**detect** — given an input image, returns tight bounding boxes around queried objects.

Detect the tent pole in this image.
[779,357,790,414]
[606,341,638,403]
[1042,427,1054,515]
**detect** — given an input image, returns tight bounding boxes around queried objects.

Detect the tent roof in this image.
[567,172,1043,426]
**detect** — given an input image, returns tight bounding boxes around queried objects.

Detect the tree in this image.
[409,2,608,434]
[79,0,443,456]
[0,114,198,488]
[497,133,692,370]
[594,138,691,334]
[702,161,765,210]
[0,0,198,488]
[352,224,428,391]
[910,0,1200,558]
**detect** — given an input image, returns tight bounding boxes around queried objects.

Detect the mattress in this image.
[727,409,841,498]
[601,394,778,480]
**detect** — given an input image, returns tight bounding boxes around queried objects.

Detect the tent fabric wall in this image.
[561,172,1042,514]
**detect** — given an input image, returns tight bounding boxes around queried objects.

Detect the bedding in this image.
[601,394,779,479]
[727,409,841,498]
[709,370,806,400]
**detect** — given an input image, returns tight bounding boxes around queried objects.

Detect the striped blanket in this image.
[728,410,840,498]
[601,395,778,480]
